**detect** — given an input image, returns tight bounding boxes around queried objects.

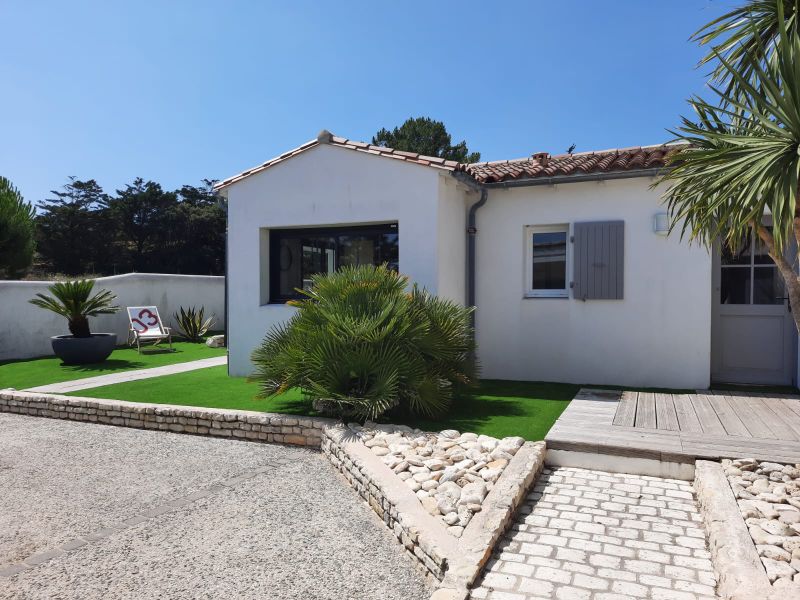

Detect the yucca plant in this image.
[173,305,216,342]
[249,264,476,421]
[29,280,119,337]
[693,0,799,100]
[659,0,800,334]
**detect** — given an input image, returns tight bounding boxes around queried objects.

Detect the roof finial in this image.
[316,129,333,143]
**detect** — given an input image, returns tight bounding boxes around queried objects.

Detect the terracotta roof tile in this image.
[459,145,677,184]
[215,131,679,190]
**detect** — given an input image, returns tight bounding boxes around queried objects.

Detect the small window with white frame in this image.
[525,224,570,298]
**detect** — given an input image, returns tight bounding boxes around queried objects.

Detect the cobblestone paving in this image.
[471,466,718,600]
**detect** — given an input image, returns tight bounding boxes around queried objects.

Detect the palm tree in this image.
[693,0,799,99]
[659,1,800,334]
[29,280,119,337]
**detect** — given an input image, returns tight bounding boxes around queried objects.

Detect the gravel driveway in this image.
[0,413,431,600]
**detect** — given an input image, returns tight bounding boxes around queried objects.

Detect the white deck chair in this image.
[126,306,173,353]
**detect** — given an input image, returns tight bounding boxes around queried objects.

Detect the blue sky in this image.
[1,0,737,204]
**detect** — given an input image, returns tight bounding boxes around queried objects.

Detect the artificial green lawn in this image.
[65,364,580,441]
[0,341,227,390]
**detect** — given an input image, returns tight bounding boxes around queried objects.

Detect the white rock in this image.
[437,481,462,504]
[406,479,421,492]
[393,461,409,474]
[421,480,438,492]
[397,471,412,481]
[478,435,498,452]
[489,448,515,461]
[764,557,797,582]
[205,334,225,348]
[481,467,503,482]
[437,498,457,516]
[442,512,459,525]
[439,467,465,484]
[388,443,412,454]
[763,521,797,537]
[421,496,439,515]
[759,545,792,562]
[413,472,432,483]
[440,429,460,439]
[424,459,447,471]
[415,489,430,500]
[761,462,788,475]
[459,481,487,506]
[457,505,473,527]
[383,455,403,468]
[372,447,389,457]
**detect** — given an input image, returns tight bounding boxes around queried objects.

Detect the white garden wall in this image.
[474,176,712,389]
[0,273,225,361]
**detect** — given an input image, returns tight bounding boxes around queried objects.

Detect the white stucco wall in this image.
[436,176,470,304]
[0,273,225,361]
[474,177,712,389]
[225,144,466,376]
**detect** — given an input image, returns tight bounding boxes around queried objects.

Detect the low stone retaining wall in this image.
[323,425,457,580]
[0,389,546,598]
[0,390,334,447]
[695,460,800,600]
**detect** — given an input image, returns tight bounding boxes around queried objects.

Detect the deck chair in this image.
[126,306,173,353]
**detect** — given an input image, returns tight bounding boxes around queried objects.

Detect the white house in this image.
[216,131,797,390]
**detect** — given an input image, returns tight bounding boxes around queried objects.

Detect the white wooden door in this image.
[711,229,797,385]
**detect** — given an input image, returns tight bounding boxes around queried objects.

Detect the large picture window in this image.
[525,225,569,298]
[269,223,399,302]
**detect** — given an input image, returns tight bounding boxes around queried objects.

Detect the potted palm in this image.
[29,280,121,365]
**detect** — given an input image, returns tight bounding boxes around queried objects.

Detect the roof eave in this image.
[481,167,664,189]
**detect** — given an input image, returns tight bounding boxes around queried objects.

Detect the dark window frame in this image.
[268,223,398,303]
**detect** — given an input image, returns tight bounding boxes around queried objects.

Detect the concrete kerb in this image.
[443,441,546,597]
[694,459,798,600]
[0,390,546,599]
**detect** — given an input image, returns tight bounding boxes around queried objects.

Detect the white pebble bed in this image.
[725,457,800,586]
[351,423,524,537]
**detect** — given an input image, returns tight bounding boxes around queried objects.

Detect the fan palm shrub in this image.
[659,0,800,334]
[29,279,119,337]
[249,264,476,421]
[173,305,216,342]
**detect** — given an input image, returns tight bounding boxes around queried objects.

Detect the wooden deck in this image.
[545,389,800,464]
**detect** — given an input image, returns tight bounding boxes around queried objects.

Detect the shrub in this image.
[173,306,216,342]
[29,279,119,337]
[249,264,476,420]
[0,176,36,279]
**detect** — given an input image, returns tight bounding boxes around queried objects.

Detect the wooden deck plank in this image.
[748,396,800,441]
[764,398,800,439]
[705,394,751,437]
[691,394,727,435]
[672,394,703,433]
[654,393,680,431]
[612,391,637,427]
[549,388,800,466]
[724,394,778,438]
[779,397,800,421]
[635,393,657,429]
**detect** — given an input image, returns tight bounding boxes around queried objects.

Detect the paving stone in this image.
[470,467,717,600]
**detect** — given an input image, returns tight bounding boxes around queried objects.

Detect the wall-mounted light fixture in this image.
[653,212,670,235]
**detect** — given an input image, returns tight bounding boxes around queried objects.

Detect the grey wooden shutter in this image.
[572,220,624,300]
